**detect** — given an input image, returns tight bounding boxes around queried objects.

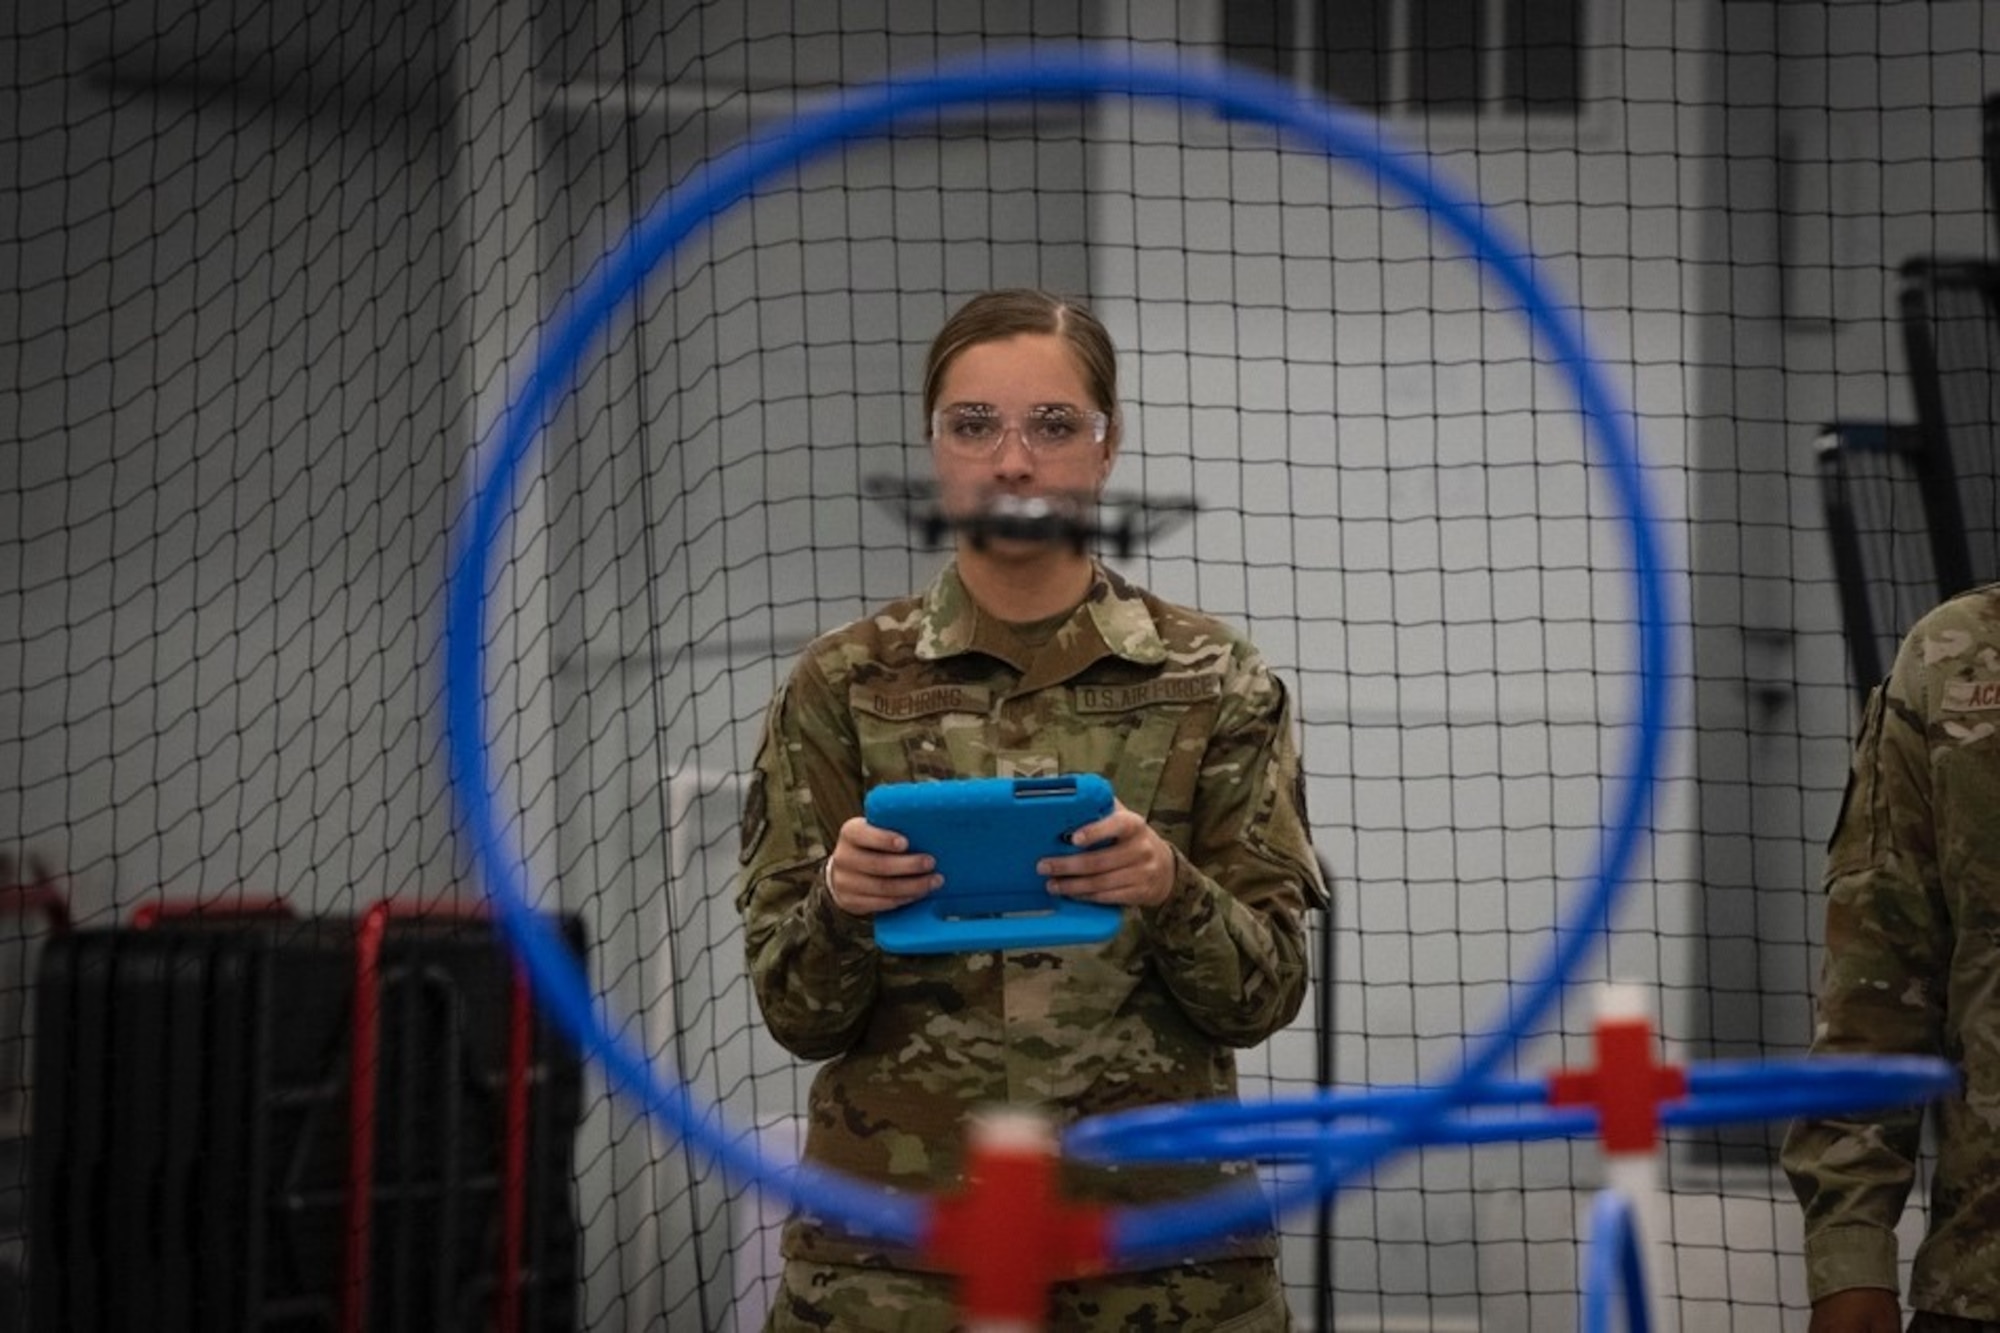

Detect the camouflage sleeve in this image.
[1781,652,1950,1303]
[1139,647,1328,1048]
[735,650,881,1060]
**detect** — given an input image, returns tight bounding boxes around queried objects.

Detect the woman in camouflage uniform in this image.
[1784,586,2000,1333]
[737,289,1327,1331]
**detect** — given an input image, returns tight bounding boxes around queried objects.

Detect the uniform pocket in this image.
[1070,674,1220,841]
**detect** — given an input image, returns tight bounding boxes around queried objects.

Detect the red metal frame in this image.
[4,873,539,1329]
[341,901,392,1333]
[500,959,532,1333]
[339,901,535,1333]
[0,879,71,935]
[131,897,292,929]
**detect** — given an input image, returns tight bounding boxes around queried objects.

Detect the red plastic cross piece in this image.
[1547,1014,1688,1155]
[923,1109,1112,1330]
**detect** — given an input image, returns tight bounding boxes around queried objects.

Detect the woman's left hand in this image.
[1039,798,1177,909]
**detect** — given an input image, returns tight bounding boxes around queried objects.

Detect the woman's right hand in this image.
[824,817,941,917]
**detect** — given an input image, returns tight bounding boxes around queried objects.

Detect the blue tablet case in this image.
[865,774,1123,954]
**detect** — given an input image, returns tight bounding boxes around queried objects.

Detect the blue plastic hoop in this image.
[443,46,1676,1261]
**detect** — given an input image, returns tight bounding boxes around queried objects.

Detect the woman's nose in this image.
[990,426,1037,473]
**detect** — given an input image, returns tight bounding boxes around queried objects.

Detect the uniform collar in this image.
[915,560,1167,671]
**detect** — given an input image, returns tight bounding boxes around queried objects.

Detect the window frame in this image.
[1216,0,1622,152]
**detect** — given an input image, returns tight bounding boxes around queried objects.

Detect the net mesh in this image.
[7,2,2000,1329]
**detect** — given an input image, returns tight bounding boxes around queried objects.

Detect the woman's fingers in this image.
[1038,802,1174,908]
[827,817,940,915]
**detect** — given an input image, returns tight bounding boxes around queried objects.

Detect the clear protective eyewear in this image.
[930,404,1110,457]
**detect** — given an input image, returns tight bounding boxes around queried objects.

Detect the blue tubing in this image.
[1584,1190,1655,1333]
[444,44,1676,1261]
[1064,1055,1959,1165]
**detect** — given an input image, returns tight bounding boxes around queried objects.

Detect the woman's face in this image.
[927,332,1117,524]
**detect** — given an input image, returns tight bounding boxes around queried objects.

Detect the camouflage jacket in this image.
[736,560,1327,1270]
[1782,584,2000,1317]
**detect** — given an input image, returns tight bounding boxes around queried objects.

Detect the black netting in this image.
[8,3,2000,1329]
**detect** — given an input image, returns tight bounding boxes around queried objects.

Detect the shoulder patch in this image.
[738,767,770,865]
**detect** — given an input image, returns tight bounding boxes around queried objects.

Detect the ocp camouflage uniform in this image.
[737,560,1327,1331]
[1782,584,2000,1323]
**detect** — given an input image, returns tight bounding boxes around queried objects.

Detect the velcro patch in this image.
[1942,679,2000,713]
[850,684,991,720]
[1074,674,1223,712]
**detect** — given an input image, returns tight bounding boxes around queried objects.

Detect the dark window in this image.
[1223,2,1292,77]
[1503,0,1583,115]
[1226,0,1585,118]
[1411,0,1482,112]
[1322,1,1388,109]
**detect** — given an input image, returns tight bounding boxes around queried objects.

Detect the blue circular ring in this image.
[444,46,1676,1261]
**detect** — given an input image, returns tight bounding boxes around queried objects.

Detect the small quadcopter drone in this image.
[864,476,1199,557]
